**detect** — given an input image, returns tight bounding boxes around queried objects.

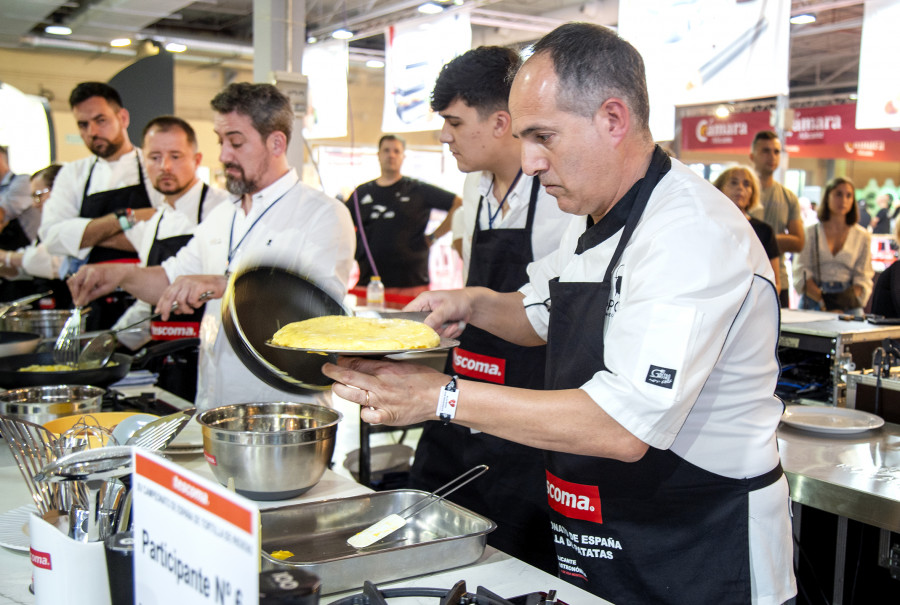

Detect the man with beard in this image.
[106,116,230,400]
[39,81,164,329]
[68,82,355,410]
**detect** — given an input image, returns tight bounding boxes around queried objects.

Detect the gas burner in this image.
[329,580,566,605]
[101,389,182,416]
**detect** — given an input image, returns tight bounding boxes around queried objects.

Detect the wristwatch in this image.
[114,208,136,231]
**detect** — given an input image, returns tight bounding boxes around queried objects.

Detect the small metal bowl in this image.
[0,385,105,425]
[197,402,342,501]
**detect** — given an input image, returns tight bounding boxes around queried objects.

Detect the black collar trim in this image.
[575,178,642,254]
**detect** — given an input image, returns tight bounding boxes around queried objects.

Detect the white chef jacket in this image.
[161,169,356,410]
[38,149,164,259]
[15,243,62,280]
[112,180,232,350]
[455,171,572,280]
[521,158,794,605]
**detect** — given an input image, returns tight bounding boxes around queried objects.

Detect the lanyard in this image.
[226,183,295,272]
[486,169,523,229]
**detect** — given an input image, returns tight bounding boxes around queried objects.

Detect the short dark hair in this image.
[431,46,521,118]
[752,130,780,149]
[210,82,293,145]
[142,115,198,149]
[31,164,63,188]
[527,23,650,132]
[69,82,123,109]
[378,134,405,150]
[818,177,858,225]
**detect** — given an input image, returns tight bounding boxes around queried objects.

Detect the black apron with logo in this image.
[543,146,783,603]
[78,155,152,330]
[143,184,208,402]
[410,177,557,573]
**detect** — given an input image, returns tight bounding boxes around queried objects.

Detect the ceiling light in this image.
[418,2,444,14]
[307,35,318,44]
[790,14,816,25]
[110,38,131,47]
[165,42,187,53]
[714,104,732,119]
[366,59,385,69]
[332,28,353,40]
[44,25,72,36]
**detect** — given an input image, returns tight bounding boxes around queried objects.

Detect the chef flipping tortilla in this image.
[324,22,796,605]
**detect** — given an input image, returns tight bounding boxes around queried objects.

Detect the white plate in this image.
[781,405,885,434]
[0,505,35,551]
[265,337,459,356]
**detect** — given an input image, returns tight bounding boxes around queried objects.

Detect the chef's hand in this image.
[404,289,472,339]
[323,357,448,426]
[155,274,226,320]
[67,263,133,307]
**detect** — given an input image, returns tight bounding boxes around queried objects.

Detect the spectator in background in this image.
[857,198,871,230]
[0,144,44,301]
[0,164,72,308]
[870,192,894,234]
[347,135,461,306]
[794,177,873,315]
[749,130,804,307]
[714,165,781,294]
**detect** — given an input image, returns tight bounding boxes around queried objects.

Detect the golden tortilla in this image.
[272,315,440,351]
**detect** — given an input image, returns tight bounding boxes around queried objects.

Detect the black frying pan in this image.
[0,339,200,389]
[221,265,350,394]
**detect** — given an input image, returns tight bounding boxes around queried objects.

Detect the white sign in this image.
[619,0,790,141]
[382,12,471,133]
[302,40,349,139]
[856,0,900,129]
[132,450,259,605]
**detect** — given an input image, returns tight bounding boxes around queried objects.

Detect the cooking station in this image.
[0,385,607,605]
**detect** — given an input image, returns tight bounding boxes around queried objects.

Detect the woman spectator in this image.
[713,165,781,293]
[0,164,71,308]
[793,177,873,315]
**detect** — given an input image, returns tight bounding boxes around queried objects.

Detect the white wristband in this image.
[436,375,459,425]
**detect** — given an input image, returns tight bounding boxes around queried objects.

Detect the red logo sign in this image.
[452,348,506,384]
[204,451,217,466]
[151,321,200,341]
[546,470,603,523]
[30,547,52,570]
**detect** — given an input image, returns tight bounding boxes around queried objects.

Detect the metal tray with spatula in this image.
[259,484,496,595]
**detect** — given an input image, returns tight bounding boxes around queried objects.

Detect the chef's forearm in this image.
[454,380,648,462]
[467,287,545,346]
[119,265,171,305]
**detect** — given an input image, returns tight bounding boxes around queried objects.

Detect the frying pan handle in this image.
[131,338,200,370]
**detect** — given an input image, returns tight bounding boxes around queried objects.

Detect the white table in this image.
[0,415,607,604]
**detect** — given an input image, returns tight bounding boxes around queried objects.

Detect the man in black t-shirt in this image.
[348,134,461,302]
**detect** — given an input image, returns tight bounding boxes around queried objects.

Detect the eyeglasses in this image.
[31,188,51,202]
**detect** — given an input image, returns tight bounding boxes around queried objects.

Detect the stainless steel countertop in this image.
[778,422,900,531]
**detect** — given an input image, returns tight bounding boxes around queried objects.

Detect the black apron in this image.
[143,184,208,403]
[543,146,783,603]
[78,154,152,330]
[410,177,557,573]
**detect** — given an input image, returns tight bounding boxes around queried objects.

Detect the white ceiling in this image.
[0,0,866,99]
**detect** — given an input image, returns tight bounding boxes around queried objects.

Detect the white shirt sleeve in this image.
[38,161,93,258]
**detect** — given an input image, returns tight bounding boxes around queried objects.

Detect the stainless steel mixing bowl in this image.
[197,402,342,501]
[0,384,105,425]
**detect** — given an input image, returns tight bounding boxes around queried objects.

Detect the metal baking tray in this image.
[260,489,496,594]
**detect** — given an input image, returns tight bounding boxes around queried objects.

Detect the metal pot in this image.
[2,309,88,341]
[0,331,42,358]
[220,266,350,394]
[0,384,105,425]
[197,402,342,501]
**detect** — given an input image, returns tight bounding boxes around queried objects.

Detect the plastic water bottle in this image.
[366,276,385,309]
